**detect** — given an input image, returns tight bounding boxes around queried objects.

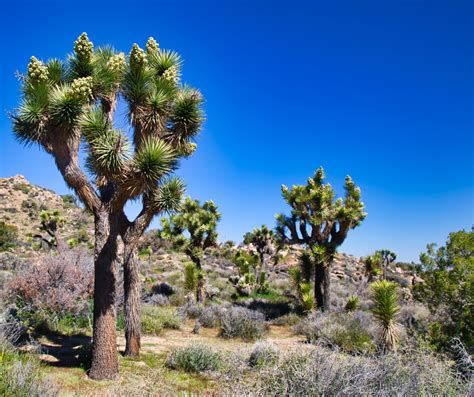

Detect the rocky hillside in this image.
[0,175,94,254]
[0,175,421,302]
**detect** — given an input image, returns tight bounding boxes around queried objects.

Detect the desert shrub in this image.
[248,341,279,368]
[271,313,302,326]
[235,346,471,396]
[139,306,181,335]
[413,229,473,350]
[198,305,223,328]
[0,329,58,396]
[219,307,268,341]
[6,249,93,317]
[0,221,18,251]
[61,194,77,208]
[294,311,376,354]
[398,303,430,337]
[147,294,170,306]
[178,301,202,320]
[13,183,30,194]
[166,343,220,373]
[151,282,175,296]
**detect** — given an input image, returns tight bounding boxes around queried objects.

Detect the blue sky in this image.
[1,0,472,262]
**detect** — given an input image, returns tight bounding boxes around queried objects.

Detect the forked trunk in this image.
[314,260,332,311]
[89,211,119,380]
[123,244,141,357]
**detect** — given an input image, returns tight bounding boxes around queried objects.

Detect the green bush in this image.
[61,194,77,207]
[0,221,18,251]
[13,183,30,194]
[139,306,181,335]
[165,343,220,373]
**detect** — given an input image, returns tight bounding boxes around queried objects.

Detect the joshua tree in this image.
[371,280,401,351]
[276,167,366,311]
[35,209,67,252]
[364,249,397,281]
[12,33,203,378]
[243,225,278,280]
[378,249,396,279]
[158,197,220,302]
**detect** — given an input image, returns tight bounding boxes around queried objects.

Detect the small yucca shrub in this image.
[371,280,401,351]
[345,296,360,312]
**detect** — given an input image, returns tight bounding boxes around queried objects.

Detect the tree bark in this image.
[194,257,205,303]
[314,261,332,311]
[123,244,141,358]
[89,210,120,380]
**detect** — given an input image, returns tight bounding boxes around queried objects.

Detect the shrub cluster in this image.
[248,341,279,368]
[165,343,220,373]
[139,306,181,335]
[227,346,471,396]
[293,311,377,354]
[219,307,268,341]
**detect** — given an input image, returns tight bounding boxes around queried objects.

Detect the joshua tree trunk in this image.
[314,260,332,311]
[194,257,206,303]
[89,210,120,380]
[123,243,141,357]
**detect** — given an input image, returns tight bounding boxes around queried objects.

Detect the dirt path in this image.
[117,322,306,355]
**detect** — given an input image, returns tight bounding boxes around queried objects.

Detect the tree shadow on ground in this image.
[38,332,92,368]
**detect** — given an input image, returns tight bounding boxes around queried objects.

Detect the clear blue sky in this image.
[1,0,473,262]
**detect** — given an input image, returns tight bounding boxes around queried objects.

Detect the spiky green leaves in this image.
[87,130,130,176]
[134,138,177,182]
[159,197,221,261]
[168,87,204,142]
[146,37,159,55]
[149,177,185,214]
[49,85,84,126]
[371,280,401,351]
[27,56,48,84]
[129,44,147,70]
[74,33,93,62]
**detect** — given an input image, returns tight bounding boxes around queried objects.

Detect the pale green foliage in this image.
[166,344,220,373]
[184,262,198,293]
[158,197,221,265]
[371,280,401,351]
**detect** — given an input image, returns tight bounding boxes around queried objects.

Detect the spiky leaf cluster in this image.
[13,33,204,209]
[371,280,401,351]
[277,166,366,251]
[158,197,221,263]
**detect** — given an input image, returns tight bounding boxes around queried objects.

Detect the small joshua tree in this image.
[365,249,397,280]
[159,197,220,302]
[276,167,366,310]
[11,33,203,378]
[371,280,401,351]
[244,225,278,275]
[35,209,67,252]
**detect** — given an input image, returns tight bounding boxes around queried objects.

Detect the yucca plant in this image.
[158,197,220,302]
[276,167,366,310]
[36,209,67,252]
[11,33,204,378]
[371,280,401,351]
[244,225,279,276]
[345,296,360,312]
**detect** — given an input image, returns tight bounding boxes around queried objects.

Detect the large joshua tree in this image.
[11,33,203,379]
[158,197,220,302]
[276,167,366,311]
